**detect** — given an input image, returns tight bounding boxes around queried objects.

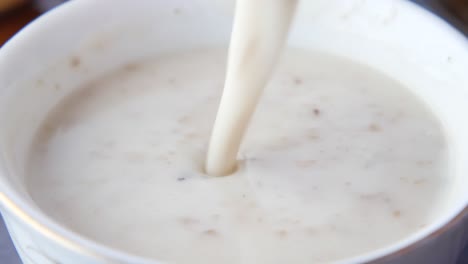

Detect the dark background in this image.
[0,0,467,263]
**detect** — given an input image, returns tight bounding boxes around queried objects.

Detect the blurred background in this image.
[0,0,467,263]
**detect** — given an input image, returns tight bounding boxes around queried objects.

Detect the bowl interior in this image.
[0,0,467,263]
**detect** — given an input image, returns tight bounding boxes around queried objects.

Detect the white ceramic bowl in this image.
[0,0,467,263]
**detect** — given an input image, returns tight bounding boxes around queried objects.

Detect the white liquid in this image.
[27,50,448,263]
[206,0,297,176]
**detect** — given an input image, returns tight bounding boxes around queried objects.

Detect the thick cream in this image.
[27,49,448,263]
[205,0,297,176]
